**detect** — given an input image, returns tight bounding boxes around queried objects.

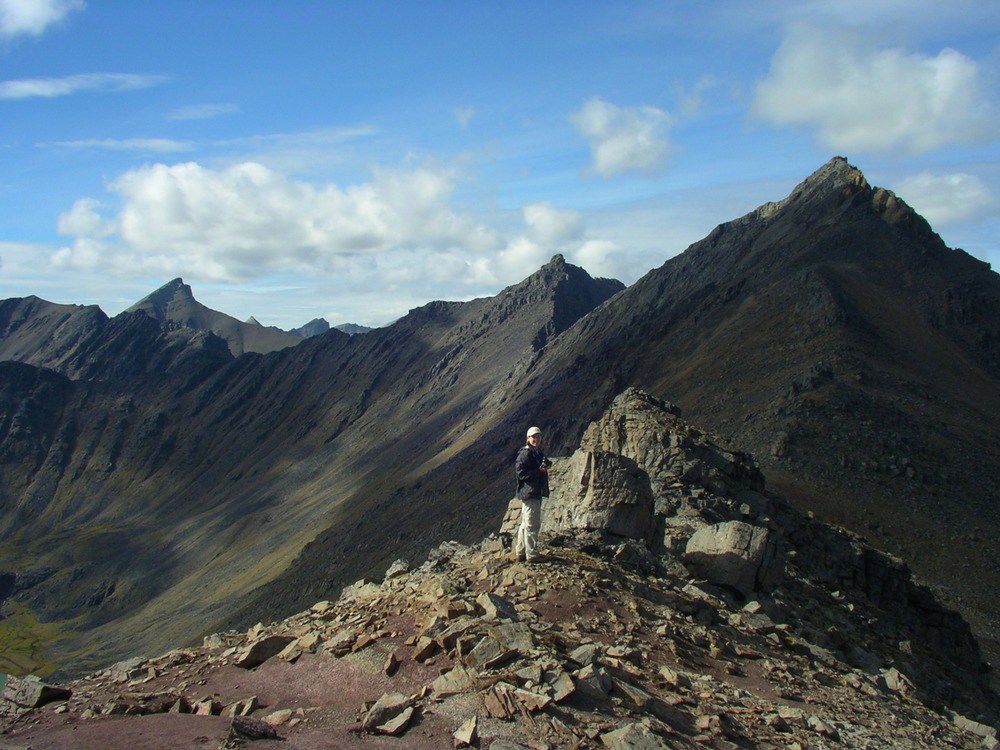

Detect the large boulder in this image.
[542,450,655,542]
[2,675,72,709]
[683,520,784,596]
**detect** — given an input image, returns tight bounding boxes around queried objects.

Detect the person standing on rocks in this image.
[514,426,550,563]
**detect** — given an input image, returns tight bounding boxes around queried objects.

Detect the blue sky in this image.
[1,0,999,328]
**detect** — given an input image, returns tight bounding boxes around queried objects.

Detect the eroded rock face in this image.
[684,520,783,596]
[579,387,764,501]
[505,388,780,595]
[542,450,655,542]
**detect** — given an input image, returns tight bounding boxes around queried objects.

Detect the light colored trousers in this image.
[514,498,542,560]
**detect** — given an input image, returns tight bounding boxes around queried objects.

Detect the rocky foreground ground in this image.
[2,388,998,749]
[0,537,997,750]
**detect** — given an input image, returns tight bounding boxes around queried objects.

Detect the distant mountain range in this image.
[0,157,997,686]
[0,279,374,376]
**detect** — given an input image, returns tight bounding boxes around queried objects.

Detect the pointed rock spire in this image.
[126,278,196,320]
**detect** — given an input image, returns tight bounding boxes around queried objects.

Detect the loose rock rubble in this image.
[2,388,997,749]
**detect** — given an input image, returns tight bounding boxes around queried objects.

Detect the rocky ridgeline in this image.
[2,389,998,749]
[525,389,988,682]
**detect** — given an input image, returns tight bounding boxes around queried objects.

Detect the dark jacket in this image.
[515,445,549,500]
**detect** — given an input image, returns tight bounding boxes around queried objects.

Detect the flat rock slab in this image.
[2,676,72,708]
[233,635,297,669]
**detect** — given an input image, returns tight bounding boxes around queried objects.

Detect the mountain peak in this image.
[812,155,868,187]
[122,278,302,355]
[126,278,195,318]
[773,156,870,214]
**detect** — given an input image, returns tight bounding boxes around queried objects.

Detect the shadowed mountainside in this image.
[0,257,624,677]
[247,158,1000,680]
[0,157,997,688]
[2,389,997,748]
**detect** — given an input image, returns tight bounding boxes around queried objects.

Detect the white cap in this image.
[526,426,542,437]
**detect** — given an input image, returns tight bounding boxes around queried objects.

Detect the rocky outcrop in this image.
[2,675,72,709]
[503,388,989,707]
[539,449,656,542]
[684,520,783,596]
[505,388,780,591]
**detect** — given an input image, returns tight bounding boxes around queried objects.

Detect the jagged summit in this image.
[491,254,625,349]
[125,277,194,319]
[0,296,109,375]
[124,278,301,356]
[780,156,930,234]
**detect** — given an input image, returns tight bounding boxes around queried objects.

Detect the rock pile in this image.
[2,388,997,749]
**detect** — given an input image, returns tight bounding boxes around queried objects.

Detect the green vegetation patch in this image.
[0,601,66,678]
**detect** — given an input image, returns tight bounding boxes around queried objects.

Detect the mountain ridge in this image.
[127,277,303,356]
[0,253,624,678]
[0,157,997,693]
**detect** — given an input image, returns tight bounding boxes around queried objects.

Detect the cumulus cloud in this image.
[0,0,83,39]
[0,72,167,99]
[522,201,583,245]
[753,23,999,154]
[53,160,504,282]
[57,197,113,237]
[50,155,682,326]
[489,237,551,283]
[894,171,996,226]
[570,239,623,280]
[569,96,673,177]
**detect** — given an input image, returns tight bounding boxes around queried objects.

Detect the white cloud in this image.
[53,160,504,283]
[570,239,622,280]
[677,75,725,118]
[491,237,550,282]
[762,0,997,32]
[0,72,167,99]
[168,103,239,120]
[47,137,194,152]
[569,96,673,177]
[56,197,112,237]
[0,0,83,39]
[753,23,999,154]
[522,201,583,245]
[893,171,996,226]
